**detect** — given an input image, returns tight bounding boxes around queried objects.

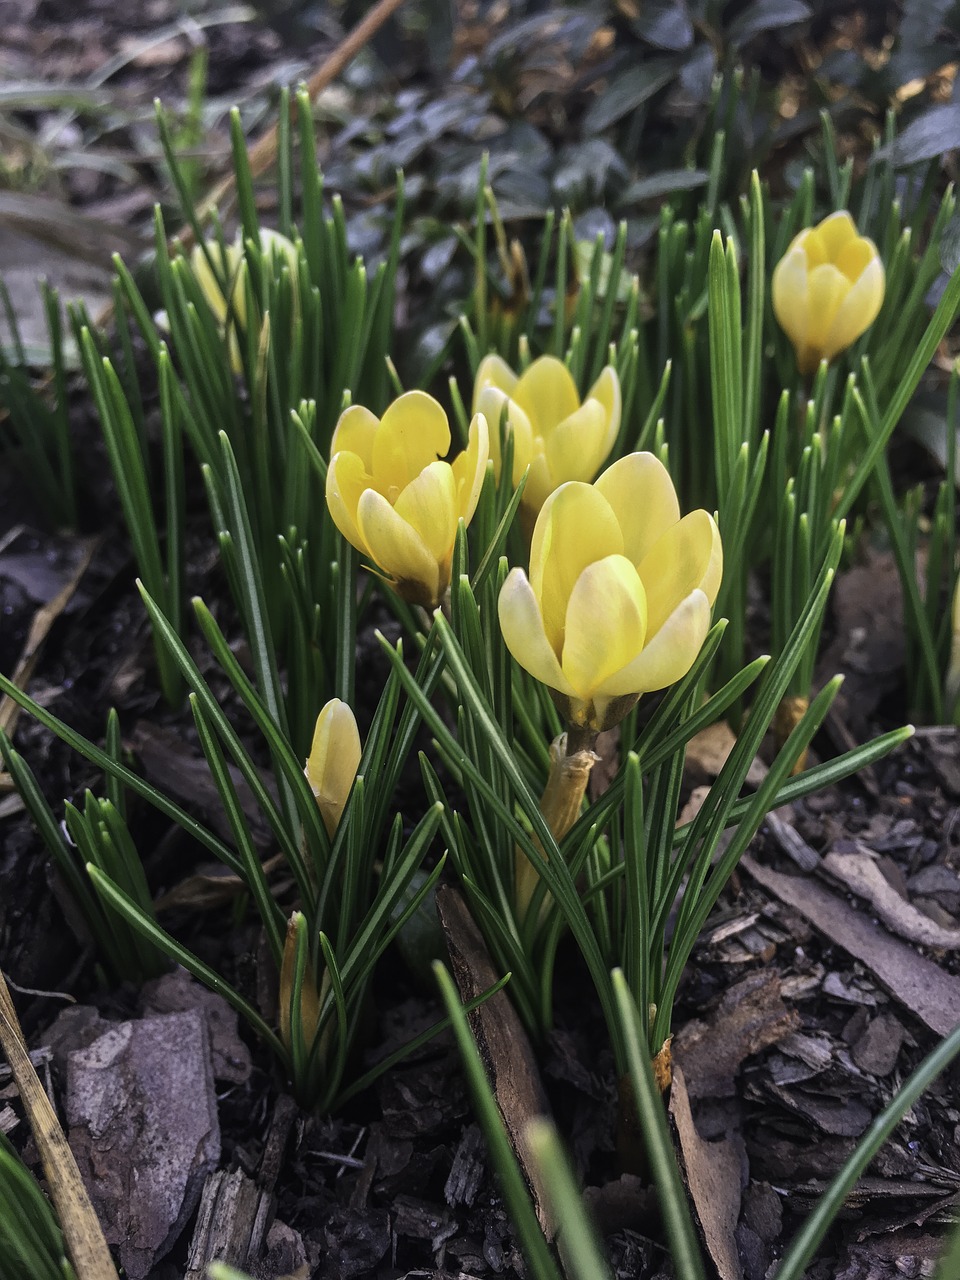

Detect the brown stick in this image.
[0,969,119,1279]
[188,0,409,243]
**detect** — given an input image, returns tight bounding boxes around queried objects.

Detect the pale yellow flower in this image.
[772,211,884,375]
[473,355,620,514]
[304,699,362,839]
[191,228,299,372]
[325,392,489,608]
[498,453,722,732]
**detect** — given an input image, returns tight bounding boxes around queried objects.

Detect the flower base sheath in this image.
[498,452,722,733]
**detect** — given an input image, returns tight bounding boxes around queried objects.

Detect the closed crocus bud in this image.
[498,453,722,733]
[305,699,362,838]
[191,228,299,371]
[325,391,489,608]
[473,354,621,515]
[772,211,884,376]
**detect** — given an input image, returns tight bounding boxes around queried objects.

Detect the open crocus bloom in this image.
[326,391,489,608]
[498,453,722,732]
[473,354,620,515]
[772,211,884,376]
[304,698,362,839]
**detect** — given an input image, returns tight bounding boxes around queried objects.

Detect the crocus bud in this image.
[498,453,722,733]
[473,355,620,515]
[772,211,884,376]
[191,228,299,372]
[304,699,362,838]
[325,392,489,608]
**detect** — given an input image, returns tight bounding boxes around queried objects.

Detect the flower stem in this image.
[515,729,599,921]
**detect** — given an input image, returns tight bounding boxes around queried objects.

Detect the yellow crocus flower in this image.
[498,453,722,733]
[473,354,621,514]
[772,211,884,376]
[325,392,490,608]
[304,698,362,839]
[191,228,299,372]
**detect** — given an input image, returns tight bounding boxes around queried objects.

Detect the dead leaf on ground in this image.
[816,546,905,736]
[131,721,275,850]
[0,533,100,752]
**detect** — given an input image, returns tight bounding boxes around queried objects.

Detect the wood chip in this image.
[761,1079,872,1137]
[849,1012,905,1078]
[670,1066,743,1280]
[67,1011,220,1279]
[183,1167,272,1280]
[437,885,554,1236]
[824,848,960,949]
[684,721,768,788]
[139,968,253,1085]
[673,970,799,1099]
[742,856,960,1036]
[764,809,821,873]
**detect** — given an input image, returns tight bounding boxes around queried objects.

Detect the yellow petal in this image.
[393,461,458,562]
[823,256,884,359]
[593,590,711,697]
[541,399,611,486]
[815,211,858,259]
[530,483,623,651]
[451,411,490,524]
[595,452,680,565]
[357,489,441,604]
[326,451,374,556]
[476,387,533,487]
[637,509,722,636]
[835,236,875,281]
[305,699,362,838]
[331,405,381,472]
[585,365,622,453]
[498,568,575,695]
[473,353,519,407]
[512,356,581,437]
[259,228,299,277]
[523,451,558,514]
[772,245,811,352]
[372,391,451,491]
[804,263,849,357]
[191,241,234,323]
[791,226,824,267]
[560,555,647,698]
[226,255,251,330]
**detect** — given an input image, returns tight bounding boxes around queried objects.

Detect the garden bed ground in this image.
[4,2,960,1278]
